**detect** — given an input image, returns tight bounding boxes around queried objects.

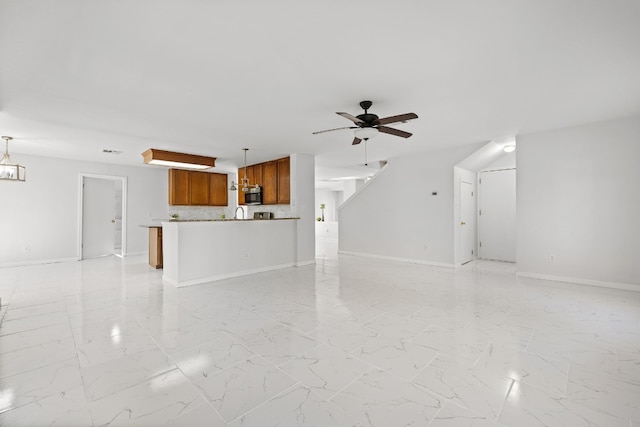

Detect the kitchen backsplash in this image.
[168,204,292,220]
[245,205,292,219]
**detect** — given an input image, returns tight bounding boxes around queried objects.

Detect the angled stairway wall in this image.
[338,144,481,267]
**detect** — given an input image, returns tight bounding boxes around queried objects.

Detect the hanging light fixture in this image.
[229,148,258,192]
[0,136,26,182]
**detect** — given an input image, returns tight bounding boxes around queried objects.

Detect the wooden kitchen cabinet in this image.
[189,171,210,205]
[262,160,278,204]
[249,164,263,187]
[277,157,290,204]
[169,169,190,205]
[237,167,247,205]
[237,156,290,205]
[209,173,228,206]
[237,165,264,205]
[169,169,228,206]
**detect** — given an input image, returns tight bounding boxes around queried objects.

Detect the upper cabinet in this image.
[169,169,190,205]
[208,173,228,206]
[169,169,228,206]
[238,156,290,205]
[248,164,262,189]
[189,171,210,205]
[236,164,264,205]
[262,160,278,205]
[276,157,290,204]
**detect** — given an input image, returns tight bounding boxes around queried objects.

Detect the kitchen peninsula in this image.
[161,218,300,287]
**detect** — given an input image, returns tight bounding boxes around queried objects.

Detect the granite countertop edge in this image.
[140,218,300,227]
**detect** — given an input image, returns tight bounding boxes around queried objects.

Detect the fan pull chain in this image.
[364,139,368,166]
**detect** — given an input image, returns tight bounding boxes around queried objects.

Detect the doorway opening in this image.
[78,174,127,260]
[453,139,517,267]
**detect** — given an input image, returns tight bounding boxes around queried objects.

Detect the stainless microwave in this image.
[244,187,262,205]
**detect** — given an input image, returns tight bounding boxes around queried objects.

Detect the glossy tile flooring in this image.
[1,255,639,426]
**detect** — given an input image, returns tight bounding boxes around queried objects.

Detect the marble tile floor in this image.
[0,254,639,426]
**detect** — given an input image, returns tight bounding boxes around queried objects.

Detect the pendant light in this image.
[229,148,258,192]
[0,136,26,182]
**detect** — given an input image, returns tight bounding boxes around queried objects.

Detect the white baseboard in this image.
[164,262,297,288]
[338,251,455,269]
[0,257,78,269]
[295,260,316,267]
[516,272,640,292]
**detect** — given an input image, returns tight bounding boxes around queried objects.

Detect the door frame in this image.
[77,173,128,260]
[459,179,475,265]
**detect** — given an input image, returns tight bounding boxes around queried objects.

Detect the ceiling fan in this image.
[313,100,418,145]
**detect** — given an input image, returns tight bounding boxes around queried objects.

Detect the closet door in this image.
[478,169,516,262]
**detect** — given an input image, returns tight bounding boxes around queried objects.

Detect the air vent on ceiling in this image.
[103,149,123,155]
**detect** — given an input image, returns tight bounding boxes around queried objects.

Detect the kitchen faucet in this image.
[234,206,245,220]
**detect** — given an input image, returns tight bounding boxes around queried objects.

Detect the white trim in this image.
[480,167,516,173]
[164,263,297,287]
[0,257,77,269]
[456,178,475,265]
[338,250,455,269]
[516,271,640,292]
[295,260,316,267]
[78,174,128,260]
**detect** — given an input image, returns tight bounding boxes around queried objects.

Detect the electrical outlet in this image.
[548,254,555,263]
[244,253,249,258]
[23,245,30,252]
[424,244,429,252]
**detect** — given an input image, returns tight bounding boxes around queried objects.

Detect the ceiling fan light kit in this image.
[313,100,418,145]
[0,136,26,182]
[354,127,379,140]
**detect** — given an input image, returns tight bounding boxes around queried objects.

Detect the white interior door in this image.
[478,169,516,262]
[82,177,118,259]
[459,180,475,264]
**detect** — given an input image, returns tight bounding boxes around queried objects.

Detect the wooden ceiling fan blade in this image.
[352,137,362,145]
[377,113,418,125]
[337,112,365,124]
[312,126,357,135]
[378,126,413,138]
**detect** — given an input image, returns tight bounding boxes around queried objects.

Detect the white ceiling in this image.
[1,1,639,190]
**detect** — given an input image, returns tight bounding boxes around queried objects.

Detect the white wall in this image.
[482,151,516,171]
[343,178,365,201]
[517,115,640,288]
[0,154,167,266]
[290,153,316,265]
[339,144,480,266]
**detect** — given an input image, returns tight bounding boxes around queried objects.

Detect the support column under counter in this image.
[148,226,163,269]
[161,218,300,287]
[139,225,163,269]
